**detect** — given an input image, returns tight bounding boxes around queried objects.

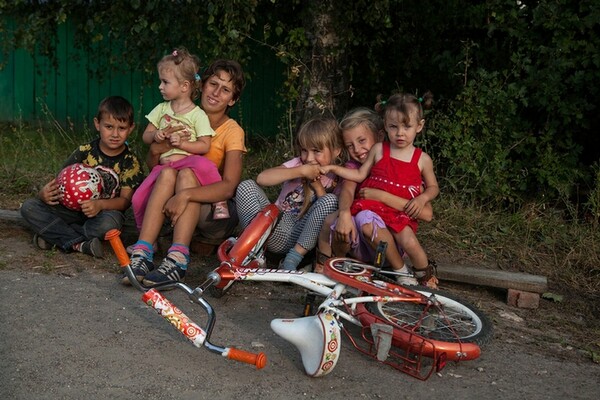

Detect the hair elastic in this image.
[172,50,178,57]
[194,73,201,81]
[418,97,423,103]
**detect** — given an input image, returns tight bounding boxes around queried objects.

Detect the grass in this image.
[2,119,599,358]
[2,120,599,294]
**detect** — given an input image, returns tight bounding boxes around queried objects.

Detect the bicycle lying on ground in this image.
[106,204,492,380]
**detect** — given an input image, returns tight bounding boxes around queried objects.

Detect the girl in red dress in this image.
[321,92,439,288]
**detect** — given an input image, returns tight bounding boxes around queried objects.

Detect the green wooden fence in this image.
[0,20,285,139]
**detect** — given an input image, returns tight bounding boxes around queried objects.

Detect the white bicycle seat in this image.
[271,312,341,377]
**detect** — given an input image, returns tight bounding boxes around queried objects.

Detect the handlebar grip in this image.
[227,347,267,369]
[104,229,130,267]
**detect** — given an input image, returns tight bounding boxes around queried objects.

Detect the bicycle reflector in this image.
[436,352,448,372]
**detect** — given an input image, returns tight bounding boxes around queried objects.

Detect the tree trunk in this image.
[295,1,348,128]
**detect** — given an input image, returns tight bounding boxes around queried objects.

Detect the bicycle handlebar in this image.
[104,229,267,370]
[143,288,266,369]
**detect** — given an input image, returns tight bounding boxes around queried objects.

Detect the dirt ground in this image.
[1,217,599,400]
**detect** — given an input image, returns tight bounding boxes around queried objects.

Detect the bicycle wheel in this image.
[365,287,493,346]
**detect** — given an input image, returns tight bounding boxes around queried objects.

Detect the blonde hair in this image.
[339,107,384,142]
[294,117,342,217]
[157,47,202,100]
[295,117,342,156]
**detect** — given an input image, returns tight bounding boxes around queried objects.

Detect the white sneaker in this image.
[396,275,419,286]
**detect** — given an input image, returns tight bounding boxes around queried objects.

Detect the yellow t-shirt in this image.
[145,102,214,159]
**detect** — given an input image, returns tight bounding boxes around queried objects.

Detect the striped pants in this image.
[235,179,338,254]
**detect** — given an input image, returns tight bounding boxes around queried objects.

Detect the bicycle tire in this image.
[364,287,493,346]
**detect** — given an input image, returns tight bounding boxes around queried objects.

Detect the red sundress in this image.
[350,142,423,233]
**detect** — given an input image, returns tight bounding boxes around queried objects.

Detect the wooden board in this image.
[437,264,548,294]
[0,209,27,226]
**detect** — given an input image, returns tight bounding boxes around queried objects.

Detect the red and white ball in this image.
[57,163,103,211]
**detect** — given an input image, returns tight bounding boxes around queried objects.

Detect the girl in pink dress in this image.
[321,92,440,288]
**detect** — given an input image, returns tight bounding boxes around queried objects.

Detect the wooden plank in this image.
[0,209,28,227]
[436,264,548,294]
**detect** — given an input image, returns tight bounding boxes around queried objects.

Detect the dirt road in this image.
[1,221,598,399]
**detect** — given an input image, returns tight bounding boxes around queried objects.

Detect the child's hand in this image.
[79,199,102,218]
[319,165,333,175]
[155,125,186,143]
[357,187,384,201]
[169,132,182,147]
[334,212,357,244]
[40,179,62,205]
[154,129,168,142]
[301,164,322,180]
[405,195,426,219]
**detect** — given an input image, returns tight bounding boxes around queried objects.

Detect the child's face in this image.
[300,144,341,167]
[158,67,185,102]
[343,124,379,164]
[384,108,424,149]
[94,114,134,156]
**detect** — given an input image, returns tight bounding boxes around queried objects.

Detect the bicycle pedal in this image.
[374,242,388,269]
[302,293,317,317]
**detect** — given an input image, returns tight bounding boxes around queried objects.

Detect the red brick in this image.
[506,289,540,309]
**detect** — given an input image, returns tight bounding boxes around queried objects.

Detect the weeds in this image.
[2,120,599,301]
[421,196,600,296]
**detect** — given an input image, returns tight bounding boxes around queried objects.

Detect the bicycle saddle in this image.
[270,312,341,377]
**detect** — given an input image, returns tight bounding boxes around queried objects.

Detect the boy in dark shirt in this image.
[20,96,144,257]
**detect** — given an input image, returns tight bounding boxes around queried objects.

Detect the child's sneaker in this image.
[76,238,104,258]
[122,254,155,285]
[142,255,186,285]
[212,201,230,219]
[33,234,53,250]
[396,274,419,286]
[415,262,439,289]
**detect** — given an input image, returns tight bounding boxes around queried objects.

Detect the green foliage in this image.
[1,0,599,213]
[0,0,259,80]
[423,0,599,210]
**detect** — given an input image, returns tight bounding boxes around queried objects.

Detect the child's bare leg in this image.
[170,168,201,247]
[318,211,336,256]
[393,227,428,269]
[124,168,178,285]
[138,168,177,244]
[315,212,338,273]
[361,223,405,270]
[393,227,438,288]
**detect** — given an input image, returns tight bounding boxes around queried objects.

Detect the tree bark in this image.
[295,1,348,128]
